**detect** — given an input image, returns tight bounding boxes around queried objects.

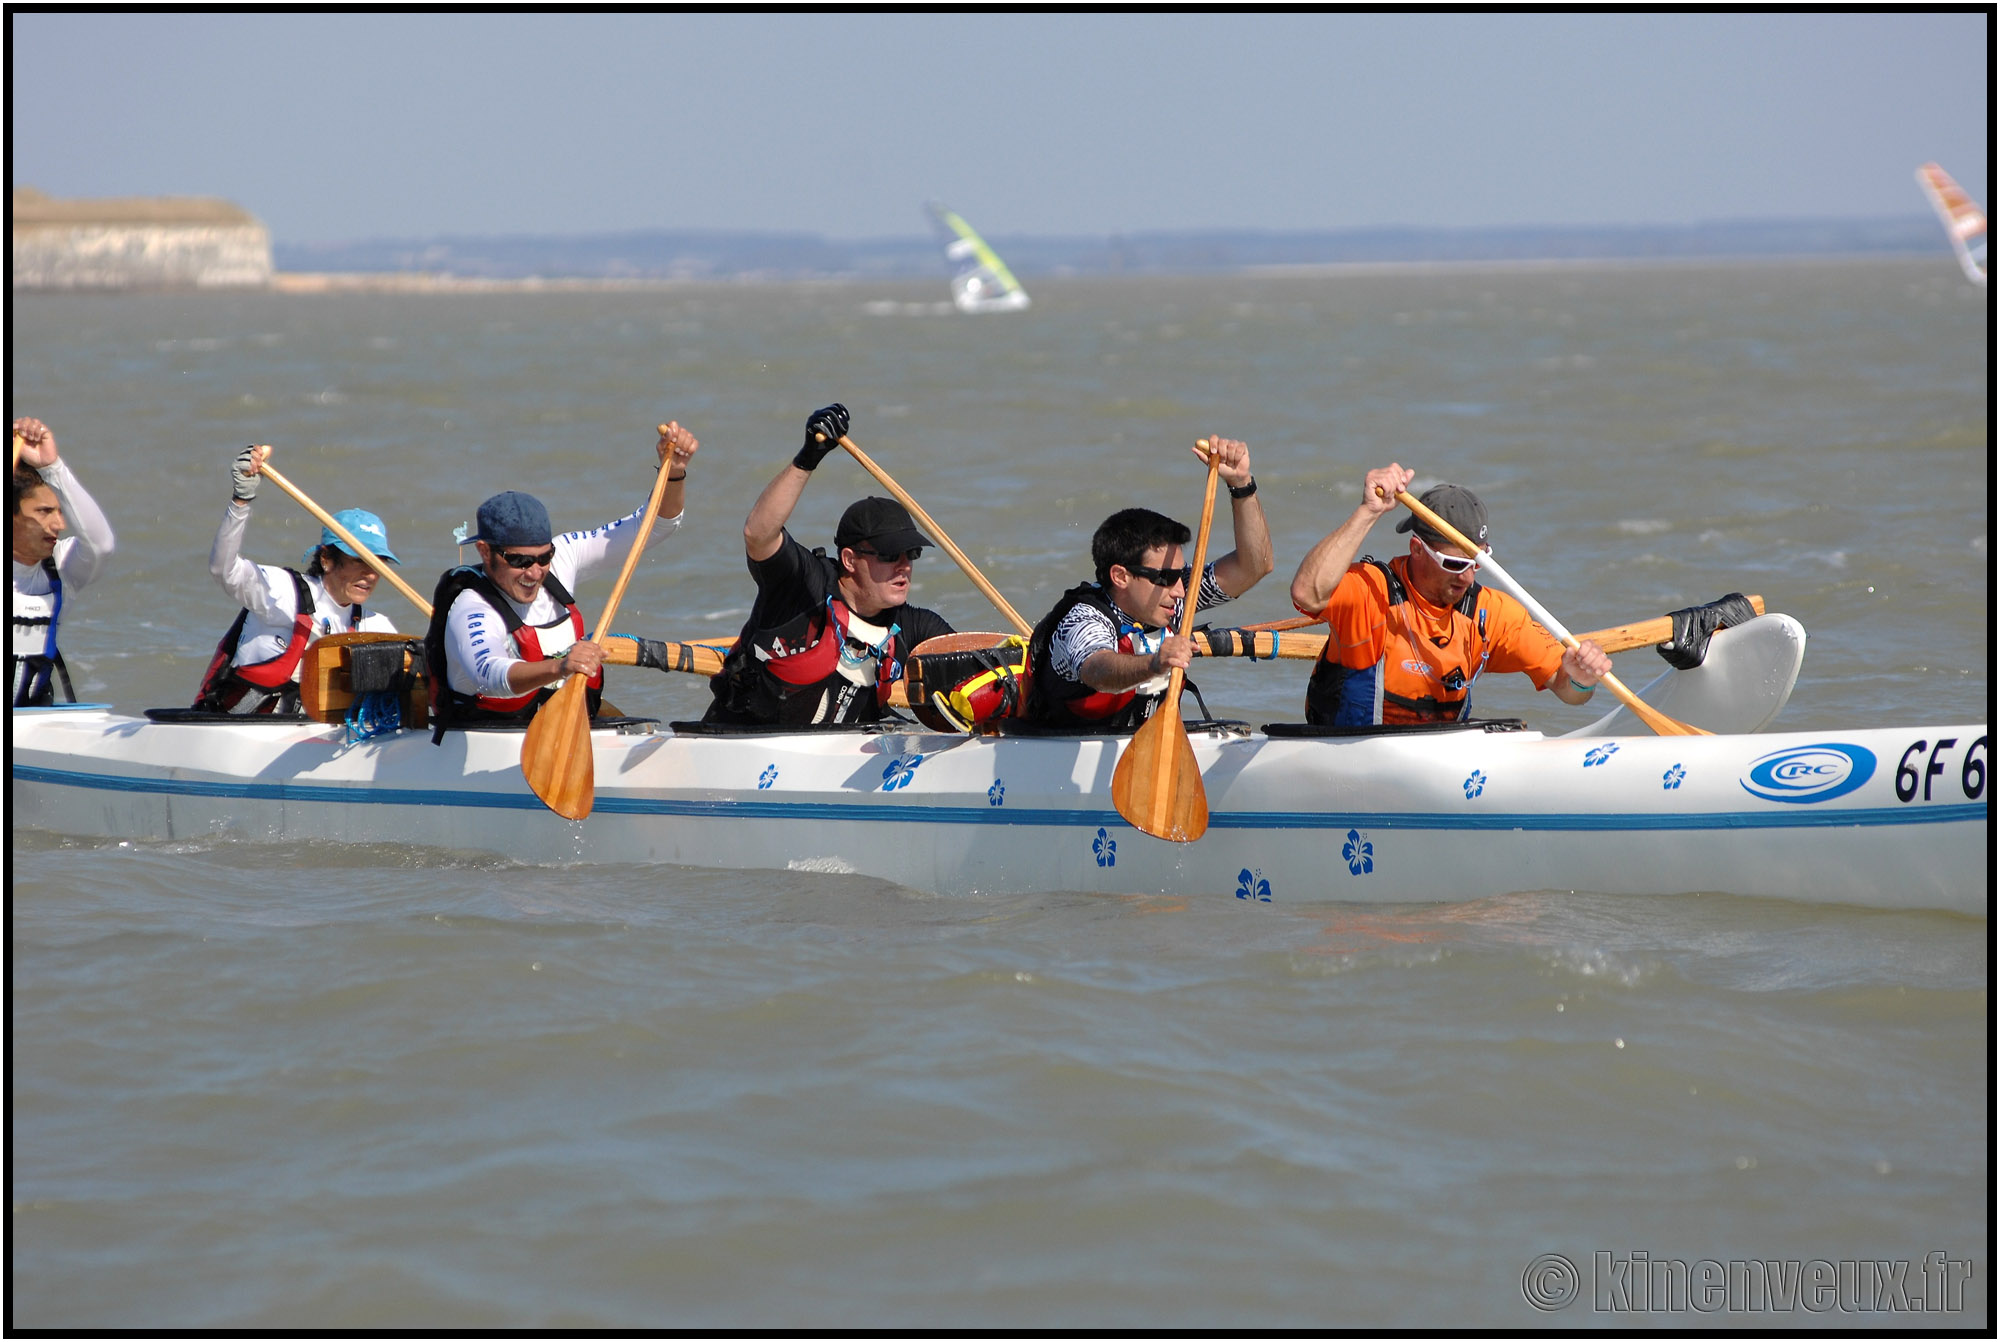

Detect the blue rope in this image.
[344,690,404,744]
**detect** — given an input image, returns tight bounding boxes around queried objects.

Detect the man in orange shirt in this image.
[1287,464,1610,727]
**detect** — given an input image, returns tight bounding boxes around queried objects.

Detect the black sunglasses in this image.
[496,546,556,570]
[1125,563,1194,589]
[855,546,923,564]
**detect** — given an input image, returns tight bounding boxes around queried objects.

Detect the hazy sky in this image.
[11,12,1988,245]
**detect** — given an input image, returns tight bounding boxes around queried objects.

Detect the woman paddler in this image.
[194,444,401,714]
[11,417,117,706]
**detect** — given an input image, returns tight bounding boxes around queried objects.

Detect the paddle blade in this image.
[1111,705,1209,842]
[520,677,596,820]
[1605,670,1712,736]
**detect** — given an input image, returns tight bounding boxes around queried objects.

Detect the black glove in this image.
[230,446,262,502]
[1658,592,1759,669]
[793,404,850,471]
[633,638,671,672]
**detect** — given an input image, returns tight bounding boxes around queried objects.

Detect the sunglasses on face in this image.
[1415,534,1482,574]
[496,546,556,570]
[855,546,923,564]
[1125,563,1194,589]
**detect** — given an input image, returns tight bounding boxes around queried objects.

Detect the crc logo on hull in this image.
[1740,743,1876,804]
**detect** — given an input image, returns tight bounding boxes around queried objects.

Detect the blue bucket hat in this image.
[304,508,399,565]
[469,491,553,548]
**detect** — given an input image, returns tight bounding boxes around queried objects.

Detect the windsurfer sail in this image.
[1915,163,1988,287]
[926,203,1030,313]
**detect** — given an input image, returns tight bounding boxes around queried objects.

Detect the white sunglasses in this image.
[1415,533,1485,574]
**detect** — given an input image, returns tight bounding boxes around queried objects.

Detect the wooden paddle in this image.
[820,432,1034,638]
[1392,489,1710,736]
[11,432,24,473]
[1111,441,1223,842]
[258,458,435,619]
[520,426,677,820]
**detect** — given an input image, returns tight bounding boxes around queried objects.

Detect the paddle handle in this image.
[1393,489,1707,736]
[259,460,434,618]
[588,428,677,641]
[827,434,1034,638]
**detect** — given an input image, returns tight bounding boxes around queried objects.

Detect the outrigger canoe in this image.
[9,616,1988,915]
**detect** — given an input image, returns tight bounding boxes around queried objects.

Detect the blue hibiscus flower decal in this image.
[1343,829,1374,876]
[1236,868,1272,902]
[1584,743,1621,768]
[881,754,925,791]
[757,764,778,790]
[1662,763,1686,790]
[1093,827,1117,867]
[1463,769,1487,799]
[988,779,1005,807]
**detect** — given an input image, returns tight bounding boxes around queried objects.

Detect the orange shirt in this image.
[1300,556,1565,725]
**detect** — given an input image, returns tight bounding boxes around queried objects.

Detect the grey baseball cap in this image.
[1395,483,1489,550]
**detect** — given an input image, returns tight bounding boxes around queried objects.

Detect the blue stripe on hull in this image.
[12,763,1986,833]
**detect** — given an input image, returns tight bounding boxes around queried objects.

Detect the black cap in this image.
[835,497,933,554]
[1395,483,1489,550]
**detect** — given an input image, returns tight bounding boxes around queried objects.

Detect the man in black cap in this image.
[702,404,954,726]
[426,423,697,738]
[1287,463,1610,726]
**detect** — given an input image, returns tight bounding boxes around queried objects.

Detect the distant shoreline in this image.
[257,253,1945,295]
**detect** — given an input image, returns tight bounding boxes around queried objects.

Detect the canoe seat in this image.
[1262,718,1529,738]
[667,719,913,737]
[301,633,429,730]
[143,707,311,724]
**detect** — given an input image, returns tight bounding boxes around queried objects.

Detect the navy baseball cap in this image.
[469,491,553,548]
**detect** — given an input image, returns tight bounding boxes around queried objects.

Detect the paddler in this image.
[1287,465,1610,725]
[1024,435,1272,729]
[698,404,955,726]
[11,417,117,706]
[195,444,401,713]
[425,422,697,740]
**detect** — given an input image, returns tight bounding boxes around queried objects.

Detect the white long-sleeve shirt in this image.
[208,501,396,670]
[445,501,681,698]
[11,458,117,671]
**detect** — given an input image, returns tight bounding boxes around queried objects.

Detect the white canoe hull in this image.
[11,706,1987,915]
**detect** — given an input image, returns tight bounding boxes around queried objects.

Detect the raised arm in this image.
[13,419,116,588]
[1199,436,1273,598]
[559,422,700,578]
[1289,463,1413,614]
[746,404,847,562]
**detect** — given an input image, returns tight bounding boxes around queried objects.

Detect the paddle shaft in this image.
[1195,597,1764,663]
[585,440,675,643]
[519,428,679,820]
[1393,490,1708,736]
[823,433,1034,638]
[258,461,434,618]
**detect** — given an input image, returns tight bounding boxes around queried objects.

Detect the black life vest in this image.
[1026,583,1168,732]
[1305,558,1492,726]
[192,569,334,715]
[709,587,904,727]
[11,556,76,707]
[425,565,601,742]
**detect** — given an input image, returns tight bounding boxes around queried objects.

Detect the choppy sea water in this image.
[10,261,1990,1327]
